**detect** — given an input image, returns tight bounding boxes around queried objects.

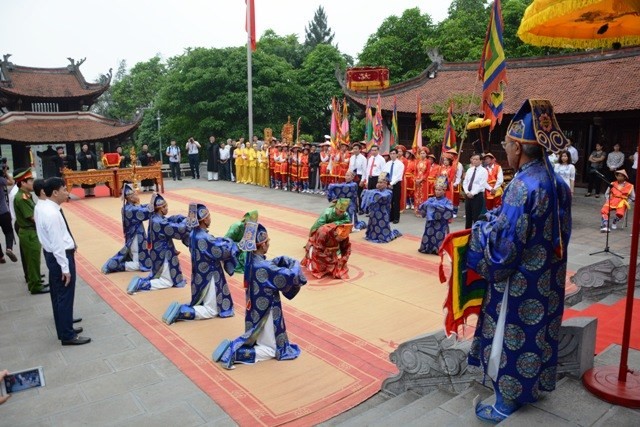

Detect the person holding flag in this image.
[467,99,571,423]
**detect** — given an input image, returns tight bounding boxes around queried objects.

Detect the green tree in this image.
[425,94,481,149]
[297,44,347,141]
[258,29,305,68]
[156,46,306,143]
[304,6,335,51]
[425,0,488,62]
[109,56,166,120]
[358,8,436,83]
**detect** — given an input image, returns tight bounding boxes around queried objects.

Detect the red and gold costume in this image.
[269,145,279,188]
[601,179,634,222]
[485,162,504,211]
[414,152,431,217]
[403,151,417,209]
[301,222,352,279]
[337,146,351,183]
[319,146,331,190]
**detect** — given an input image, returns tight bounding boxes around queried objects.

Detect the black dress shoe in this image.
[73,327,83,334]
[61,336,91,346]
[73,317,82,323]
[5,249,17,262]
[31,287,50,295]
[392,220,399,224]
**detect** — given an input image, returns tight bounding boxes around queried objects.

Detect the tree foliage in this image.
[304,6,335,51]
[425,93,481,149]
[358,8,435,83]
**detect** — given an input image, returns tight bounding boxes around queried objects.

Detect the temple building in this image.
[0,54,141,177]
[342,46,640,184]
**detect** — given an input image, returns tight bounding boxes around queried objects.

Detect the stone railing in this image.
[382,317,597,397]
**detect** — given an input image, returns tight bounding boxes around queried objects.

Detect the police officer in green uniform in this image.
[13,168,49,294]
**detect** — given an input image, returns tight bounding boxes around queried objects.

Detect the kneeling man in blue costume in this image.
[361,172,402,243]
[127,193,189,294]
[162,203,239,324]
[326,170,365,231]
[213,218,307,369]
[102,183,152,274]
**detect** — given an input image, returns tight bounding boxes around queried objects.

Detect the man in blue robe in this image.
[417,183,454,254]
[361,172,402,243]
[326,170,366,231]
[127,193,189,294]
[467,99,572,423]
[212,221,307,369]
[102,183,152,274]
[162,203,239,324]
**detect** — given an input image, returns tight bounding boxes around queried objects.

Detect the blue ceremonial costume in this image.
[466,99,572,422]
[326,181,365,230]
[417,195,453,254]
[127,194,189,294]
[213,223,307,369]
[102,184,152,273]
[163,203,239,324]
[361,186,401,243]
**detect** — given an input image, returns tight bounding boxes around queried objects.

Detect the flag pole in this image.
[246,2,254,142]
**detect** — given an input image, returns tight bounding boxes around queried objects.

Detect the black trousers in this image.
[0,211,14,257]
[44,249,76,341]
[390,182,401,222]
[309,168,318,190]
[587,169,603,195]
[170,162,181,180]
[188,153,200,178]
[219,161,231,181]
[465,193,485,229]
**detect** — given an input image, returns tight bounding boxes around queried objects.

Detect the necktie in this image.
[467,167,477,192]
[60,208,76,246]
[369,157,375,177]
[389,161,395,184]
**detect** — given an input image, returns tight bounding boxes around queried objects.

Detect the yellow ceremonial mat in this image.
[65,188,447,426]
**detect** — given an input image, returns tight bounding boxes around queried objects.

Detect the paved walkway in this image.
[0,175,637,425]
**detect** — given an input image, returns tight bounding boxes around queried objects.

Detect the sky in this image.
[1,0,453,82]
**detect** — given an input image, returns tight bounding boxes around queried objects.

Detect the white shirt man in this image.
[566,141,579,165]
[363,146,386,189]
[8,182,18,227]
[186,138,201,155]
[383,149,405,223]
[463,154,490,229]
[348,146,367,177]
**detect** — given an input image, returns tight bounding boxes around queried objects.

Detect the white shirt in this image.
[454,162,464,186]
[554,163,576,188]
[35,199,75,274]
[166,145,181,163]
[219,145,230,161]
[363,154,386,181]
[567,145,579,165]
[462,165,489,196]
[186,140,201,155]
[8,184,18,223]
[348,153,367,175]
[485,163,504,189]
[633,152,638,170]
[383,159,405,186]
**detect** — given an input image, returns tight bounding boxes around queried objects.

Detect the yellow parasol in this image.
[518,0,640,48]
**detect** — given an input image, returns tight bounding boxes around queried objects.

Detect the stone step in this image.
[317,393,390,426]
[336,390,421,427]
[405,381,493,427]
[368,388,457,427]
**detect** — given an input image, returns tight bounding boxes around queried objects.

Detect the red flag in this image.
[479,0,506,130]
[412,96,422,153]
[246,0,256,51]
[442,102,456,155]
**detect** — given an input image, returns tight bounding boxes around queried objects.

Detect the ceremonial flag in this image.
[246,0,256,51]
[330,97,339,150]
[442,102,457,155]
[390,95,399,149]
[439,229,487,338]
[365,98,374,150]
[373,94,383,145]
[341,98,350,145]
[412,96,422,152]
[478,0,507,131]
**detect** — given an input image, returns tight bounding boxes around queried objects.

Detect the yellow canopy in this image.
[518,0,640,48]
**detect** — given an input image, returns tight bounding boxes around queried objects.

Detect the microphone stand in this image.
[589,170,623,258]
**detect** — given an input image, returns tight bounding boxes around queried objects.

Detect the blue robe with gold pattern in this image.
[417,196,453,254]
[102,203,152,273]
[220,253,306,365]
[467,159,571,405]
[188,228,239,317]
[326,181,365,229]
[139,213,189,288]
[361,188,402,243]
